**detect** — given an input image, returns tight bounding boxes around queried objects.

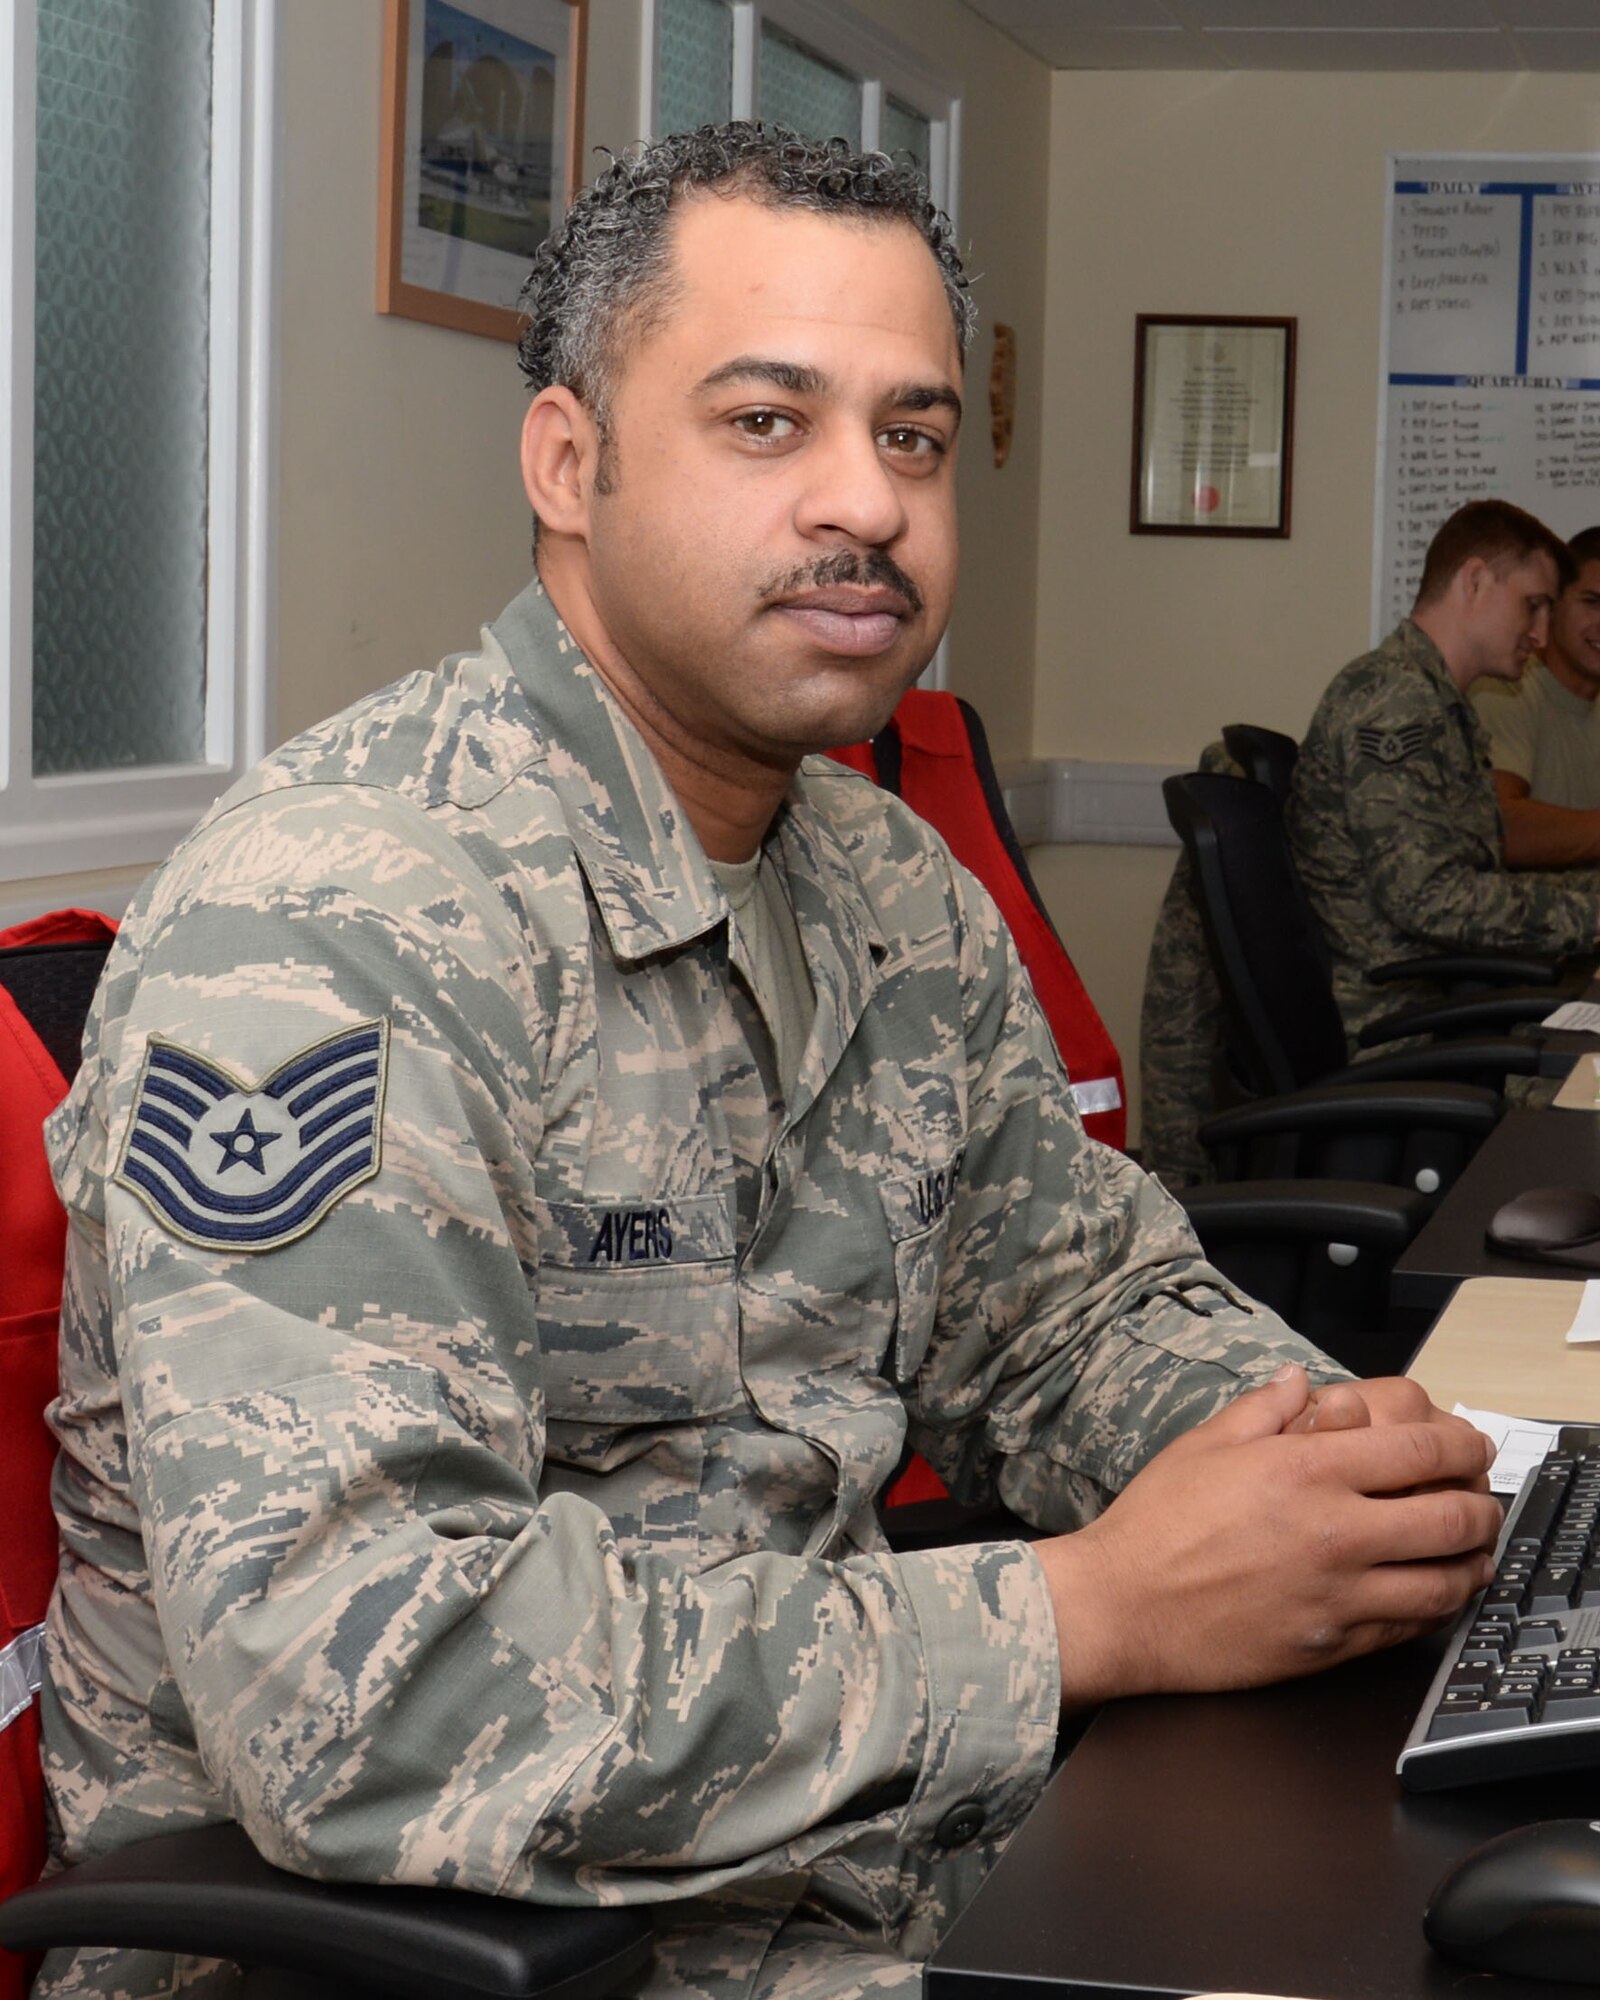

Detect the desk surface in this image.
[1408,1274,1600,1421]
[927,1634,1599,2000]
[1391,1108,1600,1321]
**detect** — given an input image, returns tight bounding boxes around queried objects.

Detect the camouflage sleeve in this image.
[1348,724,1595,956]
[903,857,1348,1535]
[95,792,1057,1908]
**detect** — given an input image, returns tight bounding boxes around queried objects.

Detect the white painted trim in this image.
[0,0,38,806]
[994,759,1185,849]
[730,1,756,118]
[639,0,660,143]
[0,1622,44,1735]
[0,876,139,932]
[0,1,277,885]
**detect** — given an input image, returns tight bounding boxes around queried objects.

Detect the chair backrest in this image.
[1161,771,1350,1097]
[0,913,114,2000]
[1221,723,1299,804]
[831,690,1127,1151]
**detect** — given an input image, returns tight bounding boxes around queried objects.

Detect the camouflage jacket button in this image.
[934,1801,986,1848]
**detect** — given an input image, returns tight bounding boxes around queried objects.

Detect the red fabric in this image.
[0,910,114,1993]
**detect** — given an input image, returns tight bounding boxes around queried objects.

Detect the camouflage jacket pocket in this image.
[533,1191,740,1422]
[877,1154,962,1386]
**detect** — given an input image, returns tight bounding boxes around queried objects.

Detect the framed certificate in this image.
[1130,316,1296,536]
[379,0,587,343]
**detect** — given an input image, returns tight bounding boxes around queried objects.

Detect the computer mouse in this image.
[1425,1818,1600,1983]
[1489,1186,1600,1253]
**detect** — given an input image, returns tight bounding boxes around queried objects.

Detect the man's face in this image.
[576,194,962,765]
[1465,550,1559,682]
[1544,557,1600,697]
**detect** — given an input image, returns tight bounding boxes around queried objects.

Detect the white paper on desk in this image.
[1568,1278,1600,1344]
[1542,1000,1600,1031]
[1453,1404,1564,1495]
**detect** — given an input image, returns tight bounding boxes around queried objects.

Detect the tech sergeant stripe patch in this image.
[114,1020,389,1252]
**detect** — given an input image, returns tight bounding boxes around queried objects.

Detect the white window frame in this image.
[638,0,959,687]
[639,0,962,229]
[0,0,278,889]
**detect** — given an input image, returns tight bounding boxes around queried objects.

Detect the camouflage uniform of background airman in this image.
[1137,742,1238,1189]
[1286,620,1598,1045]
[39,581,1341,2000]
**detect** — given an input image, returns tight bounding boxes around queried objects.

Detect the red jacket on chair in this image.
[0,910,116,1999]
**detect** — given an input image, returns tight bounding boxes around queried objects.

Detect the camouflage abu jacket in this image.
[38,580,1332,1997]
[1286,619,1597,1040]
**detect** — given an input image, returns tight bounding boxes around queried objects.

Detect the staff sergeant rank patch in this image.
[114,1020,389,1252]
[1355,722,1427,766]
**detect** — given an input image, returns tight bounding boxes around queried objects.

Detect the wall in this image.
[10,0,1048,920]
[1032,71,1600,1138]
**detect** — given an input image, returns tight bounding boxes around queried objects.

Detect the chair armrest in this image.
[1355,991,1556,1047]
[1321,1038,1543,1084]
[0,1825,653,2000]
[1178,1179,1427,1253]
[1198,1081,1501,1150]
[1367,952,1560,989]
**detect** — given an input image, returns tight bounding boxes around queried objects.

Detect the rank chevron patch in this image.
[1354,722,1428,766]
[114,1020,389,1252]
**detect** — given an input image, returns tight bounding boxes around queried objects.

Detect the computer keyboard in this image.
[1399,1426,1600,1790]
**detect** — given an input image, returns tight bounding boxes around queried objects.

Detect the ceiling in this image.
[957,0,1600,71]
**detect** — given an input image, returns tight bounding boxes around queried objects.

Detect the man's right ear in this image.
[521,387,600,539]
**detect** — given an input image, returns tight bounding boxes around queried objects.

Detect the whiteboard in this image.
[1374,154,1600,640]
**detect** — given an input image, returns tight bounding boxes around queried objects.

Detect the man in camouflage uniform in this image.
[37,127,1500,2000]
[1288,499,1600,1044]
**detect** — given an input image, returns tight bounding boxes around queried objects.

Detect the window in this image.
[642,0,960,224]
[0,0,276,890]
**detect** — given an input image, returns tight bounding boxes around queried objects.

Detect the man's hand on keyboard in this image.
[1034,1363,1501,1709]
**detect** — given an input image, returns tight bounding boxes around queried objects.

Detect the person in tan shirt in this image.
[1474,524,1600,866]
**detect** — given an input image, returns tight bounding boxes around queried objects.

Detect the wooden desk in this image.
[1554,1052,1600,1110]
[1407,1275,1600,1421]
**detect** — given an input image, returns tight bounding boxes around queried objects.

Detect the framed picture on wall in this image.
[379,0,587,342]
[1130,315,1296,537]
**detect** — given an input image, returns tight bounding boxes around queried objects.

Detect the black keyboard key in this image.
[1526,1567,1579,1613]
[1427,1698,1507,1741]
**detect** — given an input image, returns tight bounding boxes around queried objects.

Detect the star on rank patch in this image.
[114,1020,389,1252]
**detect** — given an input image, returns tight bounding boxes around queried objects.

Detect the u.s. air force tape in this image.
[113,1019,389,1252]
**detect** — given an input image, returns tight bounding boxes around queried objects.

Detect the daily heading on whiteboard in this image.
[1375,155,1600,639]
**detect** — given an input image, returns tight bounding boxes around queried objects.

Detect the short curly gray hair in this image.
[516,121,973,433]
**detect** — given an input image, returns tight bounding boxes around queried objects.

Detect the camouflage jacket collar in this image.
[1391,618,1491,755]
[490,581,888,999]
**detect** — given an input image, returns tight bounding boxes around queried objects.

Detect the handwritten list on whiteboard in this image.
[1375,156,1600,639]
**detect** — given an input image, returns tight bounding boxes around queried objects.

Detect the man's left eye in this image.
[880,426,940,457]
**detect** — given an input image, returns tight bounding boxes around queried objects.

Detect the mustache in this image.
[759,549,924,617]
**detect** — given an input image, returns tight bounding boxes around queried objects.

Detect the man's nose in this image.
[796,428,908,547]
[1531,606,1551,648]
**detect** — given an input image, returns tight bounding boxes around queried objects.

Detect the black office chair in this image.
[1178,1177,1430,1377]
[0,927,654,2000]
[1220,722,1299,805]
[1162,770,1548,1195]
